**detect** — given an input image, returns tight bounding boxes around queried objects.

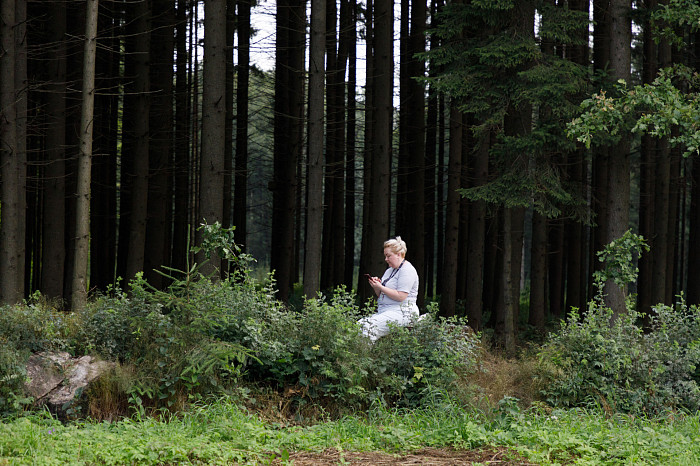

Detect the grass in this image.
[1,396,699,465]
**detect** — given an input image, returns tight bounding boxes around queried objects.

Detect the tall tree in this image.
[363,0,393,284]
[604,0,632,316]
[342,0,357,288]
[72,0,99,311]
[172,0,191,273]
[145,0,176,286]
[234,0,252,251]
[304,0,326,297]
[440,104,462,317]
[40,0,68,299]
[0,0,22,303]
[198,0,227,276]
[90,3,120,291]
[271,0,305,300]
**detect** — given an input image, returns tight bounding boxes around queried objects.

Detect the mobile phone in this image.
[364,273,371,279]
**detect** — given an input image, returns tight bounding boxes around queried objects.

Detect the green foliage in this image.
[593,230,649,295]
[425,0,591,219]
[370,308,480,407]
[537,233,700,414]
[568,66,700,156]
[3,397,700,465]
[651,0,700,47]
[537,273,700,414]
[0,340,31,416]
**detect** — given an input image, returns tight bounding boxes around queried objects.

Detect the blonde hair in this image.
[383,236,407,257]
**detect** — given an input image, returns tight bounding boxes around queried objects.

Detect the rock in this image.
[25,351,115,419]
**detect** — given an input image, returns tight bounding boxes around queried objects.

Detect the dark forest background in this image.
[1,0,700,349]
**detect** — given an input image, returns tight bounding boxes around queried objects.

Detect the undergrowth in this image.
[1,396,698,465]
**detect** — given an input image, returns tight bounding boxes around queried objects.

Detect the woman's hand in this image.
[367,275,407,301]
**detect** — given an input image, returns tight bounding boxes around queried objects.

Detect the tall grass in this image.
[2,397,699,465]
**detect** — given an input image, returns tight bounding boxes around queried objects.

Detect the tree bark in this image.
[145,0,176,287]
[41,0,67,299]
[172,0,191,273]
[529,211,547,330]
[234,0,252,252]
[342,0,357,288]
[90,4,119,291]
[304,0,326,297]
[465,133,488,331]
[0,0,22,304]
[198,0,227,276]
[440,104,462,317]
[604,0,632,316]
[271,0,304,300]
[364,0,393,291]
[72,0,99,311]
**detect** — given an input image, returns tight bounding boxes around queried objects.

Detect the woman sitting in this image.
[359,236,419,342]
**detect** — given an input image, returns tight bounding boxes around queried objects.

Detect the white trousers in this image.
[359,304,419,342]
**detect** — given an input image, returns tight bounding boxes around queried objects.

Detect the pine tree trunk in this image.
[72,0,98,311]
[145,0,176,287]
[198,0,227,276]
[304,0,326,297]
[0,0,22,304]
[465,133,488,331]
[407,0,426,306]
[172,0,191,273]
[41,1,67,299]
[529,211,547,330]
[125,0,151,282]
[364,0,393,289]
[440,104,462,317]
[687,157,700,305]
[234,0,252,251]
[342,0,357,288]
[90,5,119,291]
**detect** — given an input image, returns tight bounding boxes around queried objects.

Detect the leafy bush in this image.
[370,308,480,407]
[537,287,700,414]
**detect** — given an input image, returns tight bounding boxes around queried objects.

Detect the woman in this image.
[359,236,419,341]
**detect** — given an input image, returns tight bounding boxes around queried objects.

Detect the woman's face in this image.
[384,248,403,269]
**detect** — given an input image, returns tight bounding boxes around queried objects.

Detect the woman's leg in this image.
[358,309,405,342]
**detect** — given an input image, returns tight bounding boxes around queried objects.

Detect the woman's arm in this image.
[368,276,408,301]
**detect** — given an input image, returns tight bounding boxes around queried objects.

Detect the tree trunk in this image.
[465,132,488,331]
[172,0,191,273]
[72,0,99,311]
[234,0,252,251]
[342,0,357,288]
[501,209,516,353]
[304,0,326,298]
[604,0,632,316]
[688,157,700,305]
[125,0,151,283]
[15,0,27,298]
[364,0,393,291]
[358,0,374,301]
[145,0,175,287]
[0,0,22,304]
[90,5,119,291]
[406,0,426,306]
[271,0,304,300]
[529,211,547,330]
[197,0,227,276]
[440,104,462,317]
[40,1,67,299]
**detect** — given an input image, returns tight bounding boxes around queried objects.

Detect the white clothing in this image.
[360,260,419,341]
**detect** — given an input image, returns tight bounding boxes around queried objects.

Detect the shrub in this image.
[369,307,480,407]
[537,288,700,414]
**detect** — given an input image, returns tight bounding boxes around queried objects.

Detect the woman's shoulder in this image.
[402,260,418,275]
